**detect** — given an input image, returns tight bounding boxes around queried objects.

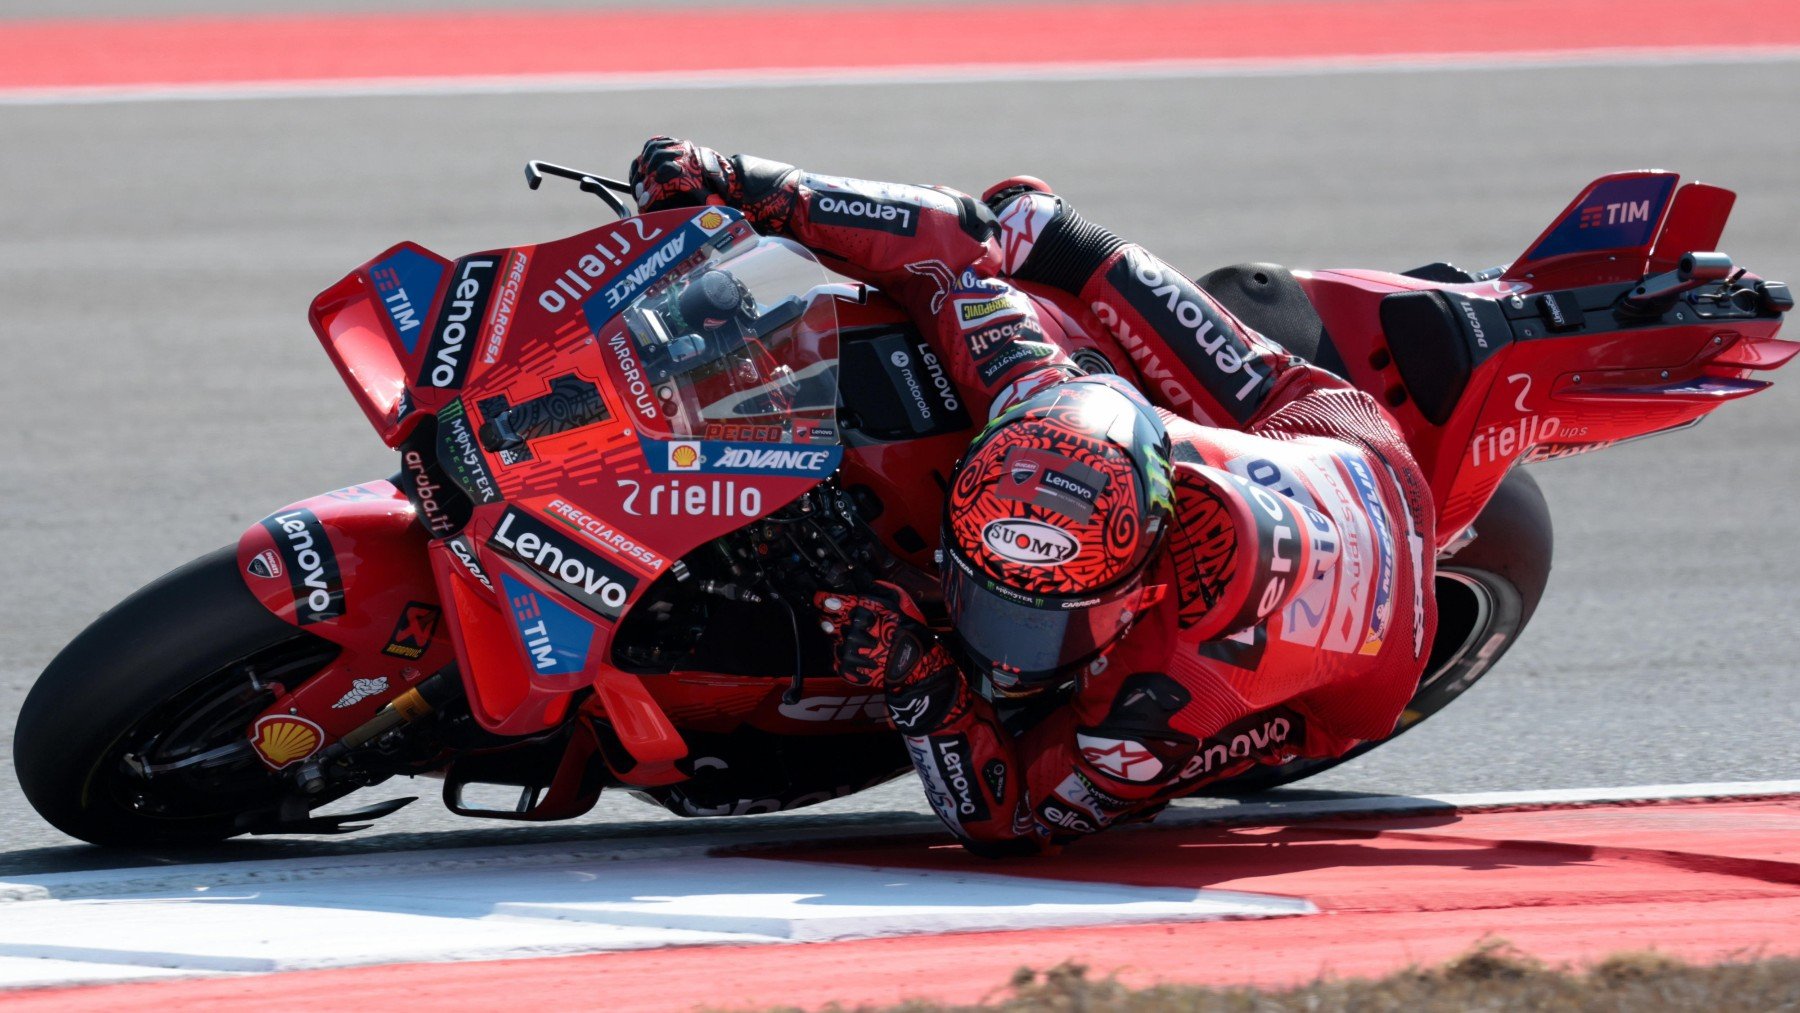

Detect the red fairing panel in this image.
[236,481,448,769]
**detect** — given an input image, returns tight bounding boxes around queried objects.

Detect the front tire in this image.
[1202,468,1554,795]
[14,547,340,847]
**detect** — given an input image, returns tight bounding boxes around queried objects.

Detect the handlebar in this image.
[524,160,636,220]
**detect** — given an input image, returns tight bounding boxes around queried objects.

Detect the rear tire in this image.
[1200,468,1553,795]
[14,547,340,847]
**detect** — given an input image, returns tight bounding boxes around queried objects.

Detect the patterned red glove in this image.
[813,582,939,690]
[628,136,739,212]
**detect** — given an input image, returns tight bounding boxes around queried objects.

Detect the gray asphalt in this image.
[3,59,1797,874]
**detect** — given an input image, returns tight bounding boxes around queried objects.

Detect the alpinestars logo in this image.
[489,508,638,620]
[1076,734,1164,783]
[417,255,498,389]
[260,507,345,625]
[982,518,1080,567]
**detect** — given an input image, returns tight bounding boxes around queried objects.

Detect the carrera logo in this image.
[446,535,493,591]
[982,518,1079,567]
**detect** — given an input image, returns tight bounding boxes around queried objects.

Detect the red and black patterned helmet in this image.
[942,376,1174,698]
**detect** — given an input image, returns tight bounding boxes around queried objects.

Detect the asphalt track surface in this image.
[2,54,1797,872]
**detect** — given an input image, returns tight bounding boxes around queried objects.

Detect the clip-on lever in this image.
[524,160,636,220]
[1618,251,1733,319]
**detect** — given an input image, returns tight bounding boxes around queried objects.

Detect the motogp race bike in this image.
[16,163,1795,845]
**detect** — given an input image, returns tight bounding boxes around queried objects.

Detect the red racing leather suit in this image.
[683,152,1437,853]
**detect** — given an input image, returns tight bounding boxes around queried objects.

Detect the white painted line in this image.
[2,47,1796,106]
[1161,779,1800,827]
[0,855,1309,989]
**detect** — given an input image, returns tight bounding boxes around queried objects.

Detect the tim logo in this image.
[1578,200,1651,229]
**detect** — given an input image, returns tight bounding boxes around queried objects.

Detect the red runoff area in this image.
[12,797,1800,1011]
[2,0,1799,93]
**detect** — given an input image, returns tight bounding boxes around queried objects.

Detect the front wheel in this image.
[1200,468,1553,795]
[13,547,344,847]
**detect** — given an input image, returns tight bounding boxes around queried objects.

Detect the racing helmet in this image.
[942,376,1174,700]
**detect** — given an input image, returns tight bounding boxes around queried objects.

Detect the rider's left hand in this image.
[813,583,937,690]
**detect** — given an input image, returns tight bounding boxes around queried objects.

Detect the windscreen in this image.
[619,233,840,446]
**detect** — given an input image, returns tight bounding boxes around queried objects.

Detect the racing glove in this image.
[814,583,970,734]
[629,136,740,211]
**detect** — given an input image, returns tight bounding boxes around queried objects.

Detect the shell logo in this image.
[696,209,727,232]
[250,715,324,769]
[667,441,702,471]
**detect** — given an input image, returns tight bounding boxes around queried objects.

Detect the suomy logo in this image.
[982,518,1080,567]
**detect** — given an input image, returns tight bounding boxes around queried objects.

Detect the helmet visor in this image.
[943,551,1142,684]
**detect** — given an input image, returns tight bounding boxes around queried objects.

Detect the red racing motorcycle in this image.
[16,163,1795,845]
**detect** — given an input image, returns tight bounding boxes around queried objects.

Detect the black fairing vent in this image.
[1379,291,1474,426]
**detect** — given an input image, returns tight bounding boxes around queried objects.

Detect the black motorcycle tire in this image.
[1198,468,1553,796]
[14,546,344,847]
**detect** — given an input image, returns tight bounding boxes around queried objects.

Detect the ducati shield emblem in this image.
[246,548,283,580]
[982,518,1080,567]
[249,715,324,769]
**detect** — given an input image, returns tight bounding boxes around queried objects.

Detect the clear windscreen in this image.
[620,233,840,445]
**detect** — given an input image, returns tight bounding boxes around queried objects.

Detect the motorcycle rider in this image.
[630,138,1437,854]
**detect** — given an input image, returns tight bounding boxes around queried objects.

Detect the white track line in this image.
[1160,778,1800,827]
[0,779,1789,989]
[3,47,1797,106]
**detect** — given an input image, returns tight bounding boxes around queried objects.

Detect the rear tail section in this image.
[1503,171,1682,288]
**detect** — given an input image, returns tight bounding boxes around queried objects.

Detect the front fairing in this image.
[311,206,845,756]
